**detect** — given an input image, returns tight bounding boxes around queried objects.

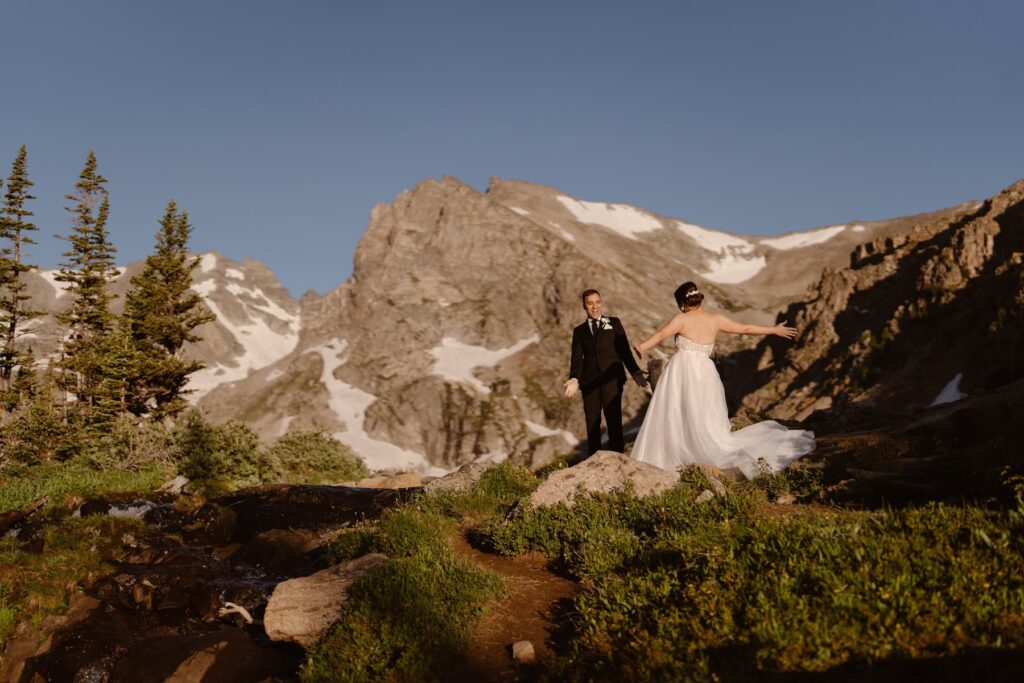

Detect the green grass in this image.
[300,463,536,682]
[0,516,145,647]
[475,474,1024,681]
[0,461,168,515]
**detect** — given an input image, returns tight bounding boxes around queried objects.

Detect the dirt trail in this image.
[447,531,578,682]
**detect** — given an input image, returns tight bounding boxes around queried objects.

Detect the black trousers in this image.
[582,375,624,454]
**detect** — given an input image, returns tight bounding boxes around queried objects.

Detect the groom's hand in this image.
[632,371,648,389]
[563,378,579,398]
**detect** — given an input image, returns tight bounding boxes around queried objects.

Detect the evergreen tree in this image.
[91,321,138,425]
[2,351,38,412]
[123,201,214,418]
[56,152,119,416]
[0,146,43,393]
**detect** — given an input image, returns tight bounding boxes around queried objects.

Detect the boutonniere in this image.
[599,316,613,331]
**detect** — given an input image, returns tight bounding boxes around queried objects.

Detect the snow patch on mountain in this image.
[761,225,847,250]
[312,339,444,475]
[701,254,768,284]
[191,279,217,297]
[675,222,766,284]
[187,278,300,400]
[550,222,576,242]
[277,415,295,436]
[557,196,662,240]
[510,207,530,215]
[199,253,218,273]
[676,222,752,253]
[525,420,579,445]
[430,335,540,394]
[37,269,70,298]
[225,268,245,280]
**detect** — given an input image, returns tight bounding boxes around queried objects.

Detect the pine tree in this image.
[123,201,214,418]
[56,152,120,416]
[91,321,139,425]
[3,350,38,412]
[0,146,43,395]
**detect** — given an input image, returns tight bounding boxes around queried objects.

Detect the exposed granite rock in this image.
[529,451,678,507]
[264,553,389,647]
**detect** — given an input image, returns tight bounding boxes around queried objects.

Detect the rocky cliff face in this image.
[17,176,1005,473]
[731,180,1023,421]
[187,176,986,473]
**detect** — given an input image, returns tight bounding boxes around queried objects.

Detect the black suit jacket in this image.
[569,316,642,389]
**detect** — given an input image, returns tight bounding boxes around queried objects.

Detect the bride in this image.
[630,282,814,479]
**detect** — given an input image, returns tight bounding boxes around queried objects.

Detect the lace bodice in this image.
[675,334,714,357]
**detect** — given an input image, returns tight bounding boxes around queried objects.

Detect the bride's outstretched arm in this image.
[633,314,685,358]
[716,314,797,339]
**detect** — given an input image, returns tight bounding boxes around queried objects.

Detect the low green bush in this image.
[478,480,1024,680]
[172,411,264,488]
[413,461,538,523]
[263,430,368,485]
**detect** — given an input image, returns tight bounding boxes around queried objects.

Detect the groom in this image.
[564,289,646,455]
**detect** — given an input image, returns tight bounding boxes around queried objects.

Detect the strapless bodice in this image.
[675,334,714,357]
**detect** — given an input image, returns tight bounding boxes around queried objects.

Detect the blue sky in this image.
[2,0,1022,295]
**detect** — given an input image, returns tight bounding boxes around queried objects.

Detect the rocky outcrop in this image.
[731,180,1024,421]
[529,451,679,507]
[190,176,977,473]
[16,174,1004,473]
[264,553,389,647]
[424,461,491,495]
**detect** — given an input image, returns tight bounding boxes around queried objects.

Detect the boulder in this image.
[529,451,678,508]
[158,475,190,495]
[264,553,388,647]
[423,462,490,495]
[511,640,536,664]
[354,472,423,489]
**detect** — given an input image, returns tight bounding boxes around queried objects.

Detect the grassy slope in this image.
[309,465,1024,682]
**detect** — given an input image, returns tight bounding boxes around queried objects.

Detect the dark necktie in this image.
[590,319,598,335]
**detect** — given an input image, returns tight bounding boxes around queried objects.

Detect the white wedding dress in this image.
[630,334,815,479]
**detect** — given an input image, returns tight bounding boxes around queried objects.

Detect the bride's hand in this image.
[773,321,798,340]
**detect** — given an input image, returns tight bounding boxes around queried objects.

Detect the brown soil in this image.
[446,530,578,682]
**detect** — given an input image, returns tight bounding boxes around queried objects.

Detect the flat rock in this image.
[423,462,490,495]
[529,451,678,508]
[354,472,423,489]
[264,553,389,647]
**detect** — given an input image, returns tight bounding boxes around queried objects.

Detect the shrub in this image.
[0,400,82,464]
[480,485,1024,680]
[414,461,538,524]
[78,415,176,471]
[172,411,263,488]
[263,430,368,485]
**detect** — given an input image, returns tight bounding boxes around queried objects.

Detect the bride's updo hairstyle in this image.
[674,282,704,310]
